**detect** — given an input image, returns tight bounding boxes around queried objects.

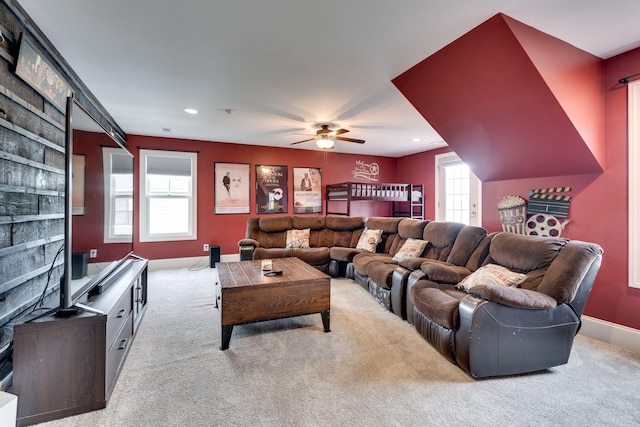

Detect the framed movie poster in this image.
[293,167,322,214]
[214,162,250,214]
[256,165,288,214]
[15,35,73,112]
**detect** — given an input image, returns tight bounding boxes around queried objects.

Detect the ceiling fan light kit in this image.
[291,123,365,149]
[316,137,335,149]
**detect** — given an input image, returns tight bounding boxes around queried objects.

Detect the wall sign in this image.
[351,160,379,182]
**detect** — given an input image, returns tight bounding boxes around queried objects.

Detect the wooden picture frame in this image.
[215,162,250,214]
[15,35,73,112]
[293,167,322,214]
[256,165,288,214]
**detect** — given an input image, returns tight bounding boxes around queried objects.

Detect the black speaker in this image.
[209,245,220,268]
[72,252,88,279]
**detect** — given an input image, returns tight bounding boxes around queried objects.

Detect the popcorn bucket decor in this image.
[498,195,527,235]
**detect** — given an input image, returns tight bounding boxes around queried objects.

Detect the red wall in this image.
[127,135,398,258]
[397,47,640,331]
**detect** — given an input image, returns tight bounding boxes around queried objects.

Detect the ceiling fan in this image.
[290,124,365,149]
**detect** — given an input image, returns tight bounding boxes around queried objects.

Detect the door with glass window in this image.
[435,152,481,226]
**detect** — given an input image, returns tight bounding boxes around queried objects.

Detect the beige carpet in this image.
[36,266,640,426]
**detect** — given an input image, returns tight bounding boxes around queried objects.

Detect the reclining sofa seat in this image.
[349,217,404,287]
[350,218,428,311]
[409,232,603,378]
[394,223,490,321]
[238,215,365,275]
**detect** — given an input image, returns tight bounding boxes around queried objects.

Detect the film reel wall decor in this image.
[497,187,572,237]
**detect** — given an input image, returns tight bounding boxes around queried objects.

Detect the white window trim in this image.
[139,149,197,243]
[434,152,482,226]
[628,81,640,288]
[102,147,133,243]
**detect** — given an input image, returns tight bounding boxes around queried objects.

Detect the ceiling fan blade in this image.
[290,138,315,145]
[334,128,350,135]
[336,136,365,144]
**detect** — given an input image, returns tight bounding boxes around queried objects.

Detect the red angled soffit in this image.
[393,13,605,182]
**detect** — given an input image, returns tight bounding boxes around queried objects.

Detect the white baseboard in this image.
[580,315,640,355]
[147,253,240,271]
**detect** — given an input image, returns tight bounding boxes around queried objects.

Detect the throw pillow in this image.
[285,228,310,248]
[392,238,429,262]
[355,228,383,253]
[456,263,527,292]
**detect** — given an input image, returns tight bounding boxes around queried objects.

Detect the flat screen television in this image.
[59,96,134,314]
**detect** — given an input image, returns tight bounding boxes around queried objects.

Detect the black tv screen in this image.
[60,97,134,311]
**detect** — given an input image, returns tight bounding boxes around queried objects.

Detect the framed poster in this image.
[15,35,73,112]
[214,162,250,214]
[256,165,288,214]
[71,154,86,215]
[293,167,322,214]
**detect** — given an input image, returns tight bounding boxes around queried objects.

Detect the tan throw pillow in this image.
[285,228,310,248]
[392,238,428,262]
[356,228,383,252]
[456,263,527,292]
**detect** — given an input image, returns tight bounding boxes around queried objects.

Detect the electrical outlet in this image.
[203,244,209,252]
[89,249,97,258]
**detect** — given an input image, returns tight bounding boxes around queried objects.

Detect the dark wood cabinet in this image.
[12,259,148,426]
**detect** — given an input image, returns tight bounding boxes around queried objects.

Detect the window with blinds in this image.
[139,149,197,242]
[103,147,133,243]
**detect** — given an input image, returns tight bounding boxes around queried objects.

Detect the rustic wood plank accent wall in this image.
[0,0,126,328]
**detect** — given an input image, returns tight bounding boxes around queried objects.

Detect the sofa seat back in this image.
[364,217,403,254]
[420,222,466,262]
[484,232,603,310]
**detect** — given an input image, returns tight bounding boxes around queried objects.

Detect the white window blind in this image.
[139,149,197,242]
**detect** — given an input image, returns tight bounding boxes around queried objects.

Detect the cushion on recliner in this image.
[352,253,392,276]
[488,232,566,273]
[392,238,429,262]
[421,221,465,261]
[329,246,365,262]
[254,247,292,259]
[291,247,330,265]
[446,225,487,266]
[411,282,465,330]
[259,216,293,233]
[420,260,470,284]
[325,215,365,231]
[468,284,557,309]
[366,261,398,290]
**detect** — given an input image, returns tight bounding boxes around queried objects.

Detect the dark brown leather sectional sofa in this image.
[238,215,603,378]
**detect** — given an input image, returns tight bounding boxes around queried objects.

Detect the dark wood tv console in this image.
[12,259,148,426]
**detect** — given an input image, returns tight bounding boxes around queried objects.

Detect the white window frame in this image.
[435,152,482,226]
[139,149,197,243]
[102,147,133,243]
[628,81,640,288]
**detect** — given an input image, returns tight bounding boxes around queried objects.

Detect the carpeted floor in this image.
[36,266,640,426]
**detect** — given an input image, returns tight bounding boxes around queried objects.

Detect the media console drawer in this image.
[106,312,133,396]
[105,287,133,348]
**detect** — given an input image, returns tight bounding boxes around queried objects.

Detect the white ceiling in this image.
[17,0,640,157]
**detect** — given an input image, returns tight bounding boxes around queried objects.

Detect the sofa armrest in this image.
[238,238,260,248]
[419,262,470,284]
[238,238,260,261]
[468,284,557,309]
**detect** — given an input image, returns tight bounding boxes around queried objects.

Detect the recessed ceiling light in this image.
[184,108,199,115]
[411,138,421,142]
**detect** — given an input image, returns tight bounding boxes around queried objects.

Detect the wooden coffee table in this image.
[215,257,330,350]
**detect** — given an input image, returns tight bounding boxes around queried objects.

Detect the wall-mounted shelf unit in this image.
[326,182,411,216]
[392,184,424,219]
